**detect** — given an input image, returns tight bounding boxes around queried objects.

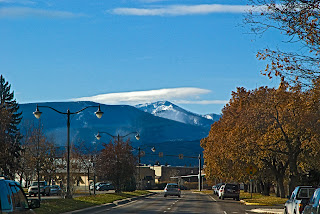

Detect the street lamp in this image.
[95,131,140,142]
[133,146,156,190]
[94,131,140,193]
[33,104,103,199]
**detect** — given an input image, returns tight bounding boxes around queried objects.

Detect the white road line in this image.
[224,211,228,214]
[209,195,217,202]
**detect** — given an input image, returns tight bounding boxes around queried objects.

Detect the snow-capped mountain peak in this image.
[135,101,220,127]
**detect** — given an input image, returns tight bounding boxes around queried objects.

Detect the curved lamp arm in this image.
[33,104,103,119]
[95,132,116,140]
[96,131,140,141]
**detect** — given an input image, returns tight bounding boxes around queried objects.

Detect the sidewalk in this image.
[242,200,284,214]
[246,206,284,214]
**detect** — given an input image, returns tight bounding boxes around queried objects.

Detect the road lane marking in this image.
[224,211,227,214]
[209,195,217,202]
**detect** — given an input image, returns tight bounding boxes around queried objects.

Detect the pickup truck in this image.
[284,186,316,214]
[28,181,51,196]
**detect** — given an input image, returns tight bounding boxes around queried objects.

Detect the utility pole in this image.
[37,120,41,201]
[138,147,141,190]
[198,154,202,191]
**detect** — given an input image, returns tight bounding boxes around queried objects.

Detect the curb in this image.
[62,192,156,214]
[241,200,284,214]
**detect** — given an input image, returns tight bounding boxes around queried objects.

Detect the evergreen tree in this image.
[0,75,22,178]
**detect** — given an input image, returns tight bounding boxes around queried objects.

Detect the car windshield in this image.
[167,184,178,188]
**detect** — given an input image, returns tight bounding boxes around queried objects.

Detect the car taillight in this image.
[165,188,167,191]
[299,204,303,212]
[178,189,180,191]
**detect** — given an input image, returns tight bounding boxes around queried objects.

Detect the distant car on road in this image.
[284,186,316,214]
[303,188,320,214]
[218,183,240,201]
[164,183,181,197]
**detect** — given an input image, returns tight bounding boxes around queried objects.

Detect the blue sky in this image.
[1,0,281,114]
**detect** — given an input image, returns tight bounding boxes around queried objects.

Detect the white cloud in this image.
[110,4,252,16]
[72,87,224,105]
[0,7,87,18]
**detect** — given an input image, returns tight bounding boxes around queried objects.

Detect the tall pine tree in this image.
[0,75,22,178]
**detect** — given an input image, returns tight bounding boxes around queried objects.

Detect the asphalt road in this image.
[82,191,251,214]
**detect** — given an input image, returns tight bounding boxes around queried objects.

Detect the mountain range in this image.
[135,101,220,127]
[19,101,220,166]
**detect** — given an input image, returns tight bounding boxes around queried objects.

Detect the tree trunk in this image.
[275,183,280,197]
[244,183,248,192]
[277,175,286,198]
[262,182,270,196]
[288,153,299,195]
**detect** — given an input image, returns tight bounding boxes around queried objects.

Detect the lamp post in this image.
[133,146,156,190]
[95,131,145,189]
[33,104,103,199]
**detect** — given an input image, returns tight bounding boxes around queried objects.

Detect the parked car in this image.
[49,185,61,195]
[90,182,106,191]
[96,183,114,191]
[28,181,51,196]
[218,183,240,200]
[302,188,320,214]
[284,186,316,214]
[0,176,40,213]
[164,183,181,197]
[214,183,225,196]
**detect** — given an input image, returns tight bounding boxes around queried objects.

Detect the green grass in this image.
[201,190,287,206]
[240,191,287,206]
[34,190,150,214]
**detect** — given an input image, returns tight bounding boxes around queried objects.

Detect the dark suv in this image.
[0,177,40,213]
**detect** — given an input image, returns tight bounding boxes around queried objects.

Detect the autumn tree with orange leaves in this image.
[202,81,320,197]
[246,0,320,86]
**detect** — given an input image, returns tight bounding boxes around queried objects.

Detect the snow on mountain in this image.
[203,113,221,122]
[135,101,220,127]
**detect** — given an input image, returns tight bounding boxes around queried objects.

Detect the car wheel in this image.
[221,196,224,200]
[164,195,167,197]
[283,208,288,214]
[178,195,181,198]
